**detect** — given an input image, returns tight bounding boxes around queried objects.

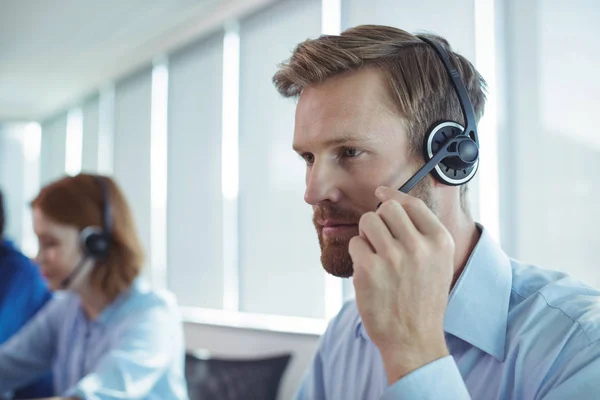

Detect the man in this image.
[0,189,53,398]
[273,25,600,399]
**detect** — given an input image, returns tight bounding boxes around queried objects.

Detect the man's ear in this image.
[430,175,447,188]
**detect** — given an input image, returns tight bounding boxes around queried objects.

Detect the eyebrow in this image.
[293,132,375,152]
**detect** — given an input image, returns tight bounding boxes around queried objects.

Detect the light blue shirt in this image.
[0,279,189,400]
[297,226,600,399]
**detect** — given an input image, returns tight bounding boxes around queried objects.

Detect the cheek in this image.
[45,245,79,274]
[341,162,387,210]
[42,248,66,272]
[358,157,401,187]
[367,151,420,191]
[344,156,414,211]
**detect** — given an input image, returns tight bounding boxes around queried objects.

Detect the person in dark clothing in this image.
[0,189,53,399]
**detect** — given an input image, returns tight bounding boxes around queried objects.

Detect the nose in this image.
[304,160,341,206]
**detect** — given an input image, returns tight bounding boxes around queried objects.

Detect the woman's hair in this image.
[31,173,144,301]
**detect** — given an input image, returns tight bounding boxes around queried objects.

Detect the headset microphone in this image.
[399,134,478,193]
[60,256,90,289]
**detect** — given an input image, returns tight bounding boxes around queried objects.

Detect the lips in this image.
[318,219,358,227]
[41,270,54,280]
[313,207,363,242]
[318,220,358,239]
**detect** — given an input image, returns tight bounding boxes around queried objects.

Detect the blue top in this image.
[0,278,189,400]
[297,226,600,400]
[0,239,53,398]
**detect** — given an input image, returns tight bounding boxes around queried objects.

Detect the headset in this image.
[61,176,112,289]
[396,36,480,194]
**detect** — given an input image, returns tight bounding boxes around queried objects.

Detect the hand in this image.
[349,186,455,384]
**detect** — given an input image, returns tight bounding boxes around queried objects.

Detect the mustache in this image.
[312,205,363,225]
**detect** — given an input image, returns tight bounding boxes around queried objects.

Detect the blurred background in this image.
[0,0,598,398]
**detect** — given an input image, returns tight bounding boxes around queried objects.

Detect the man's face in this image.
[293,68,437,277]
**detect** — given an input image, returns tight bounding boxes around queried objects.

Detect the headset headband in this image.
[419,36,478,143]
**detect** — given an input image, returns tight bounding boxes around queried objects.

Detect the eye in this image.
[38,239,57,250]
[300,152,315,166]
[341,147,363,159]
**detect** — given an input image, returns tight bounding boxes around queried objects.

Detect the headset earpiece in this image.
[80,226,110,259]
[62,176,112,288]
[424,121,479,186]
[80,176,112,260]
[393,37,481,195]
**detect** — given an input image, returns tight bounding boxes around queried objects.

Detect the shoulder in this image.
[129,279,179,310]
[508,262,600,396]
[23,291,78,330]
[0,248,49,313]
[115,279,182,326]
[505,260,600,385]
[45,291,78,313]
[509,260,600,344]
[107,281,184,354]
[0,243,43,281]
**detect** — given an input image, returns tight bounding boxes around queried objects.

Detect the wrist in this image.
[379,340,449,385]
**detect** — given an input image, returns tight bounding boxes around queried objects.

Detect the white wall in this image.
[40,114,67,186]
[113,69,153,278]
[167,34,225,309]
[504,0,600,286]
[238,0,325,319]
[0,123,42,256]
[183,323,319,400]
[81,95,100,173]
[0,125,25,243]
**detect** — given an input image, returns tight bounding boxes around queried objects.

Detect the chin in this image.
[45,278,62,291]
[320,242,354,278]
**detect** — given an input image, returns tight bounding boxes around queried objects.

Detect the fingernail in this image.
[375,186,388,196]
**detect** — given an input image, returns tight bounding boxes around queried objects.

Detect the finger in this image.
[348,235,375,265]
[376,198,419,241]
[348,236,379,283]
[375,186,444,235]
[358,211,396,255]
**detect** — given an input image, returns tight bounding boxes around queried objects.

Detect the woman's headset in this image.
[397,36,480,194]
[61,175,112,289]
[80,176,112,258]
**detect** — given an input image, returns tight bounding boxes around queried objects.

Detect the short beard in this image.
[313,206,361,278]
[313,178,439,278]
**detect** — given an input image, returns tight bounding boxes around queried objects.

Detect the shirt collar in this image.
[355,224,512,362]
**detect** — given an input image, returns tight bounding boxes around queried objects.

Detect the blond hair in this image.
[273,25,487,209]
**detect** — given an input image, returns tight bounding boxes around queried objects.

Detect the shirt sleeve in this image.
[381,356,471,400]
[64,300,183,400]
[537,339,600,400]
[22,263,53,320]
[0,296,60,393]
